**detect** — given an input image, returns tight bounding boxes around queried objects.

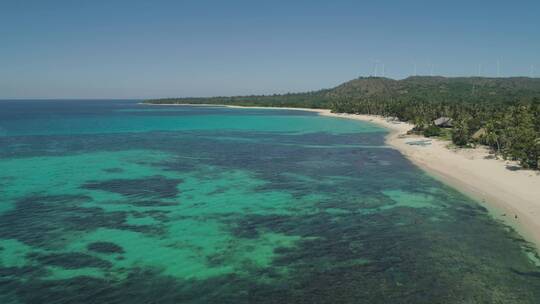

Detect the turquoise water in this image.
[0,100,539,303]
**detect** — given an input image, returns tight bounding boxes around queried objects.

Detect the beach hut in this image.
[433,117,453,128]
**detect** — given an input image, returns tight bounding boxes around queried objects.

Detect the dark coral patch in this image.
[28,252,112,269]
[82,175,182,199]
[87,242,125,254]
[103,168,124,173]
[131,200,179,207]
[2,268,247,304]
[0,195,92,247]
[0,194,165,248]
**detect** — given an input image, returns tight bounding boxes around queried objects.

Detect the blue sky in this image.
[1,0,539,98]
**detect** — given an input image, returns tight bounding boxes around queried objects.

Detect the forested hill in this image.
[145,76,540,169]
[145,76,540,108]
[331,76,540,103]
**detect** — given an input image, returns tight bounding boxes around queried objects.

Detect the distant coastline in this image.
[143,102,540,251]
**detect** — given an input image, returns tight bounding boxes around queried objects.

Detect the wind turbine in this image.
[373,60,380,77]
[497,59,501,77]
[530,65,535,78]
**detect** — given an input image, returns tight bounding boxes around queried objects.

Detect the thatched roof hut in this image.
[433,117,453,128]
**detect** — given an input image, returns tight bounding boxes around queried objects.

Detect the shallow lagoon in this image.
[0,100,539,303]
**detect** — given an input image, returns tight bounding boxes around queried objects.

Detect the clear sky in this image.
[1,0,539,99]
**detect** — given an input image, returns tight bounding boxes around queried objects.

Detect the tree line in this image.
[331,96,540,169]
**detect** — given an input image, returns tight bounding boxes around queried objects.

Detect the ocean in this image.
[0,100,539,303]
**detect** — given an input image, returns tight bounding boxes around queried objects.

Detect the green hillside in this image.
[146,76,540,107]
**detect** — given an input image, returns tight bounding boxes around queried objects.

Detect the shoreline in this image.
[143,103,540,250]
[315,109,540,250]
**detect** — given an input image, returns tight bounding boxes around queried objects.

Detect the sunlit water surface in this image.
[0,100,539,303]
